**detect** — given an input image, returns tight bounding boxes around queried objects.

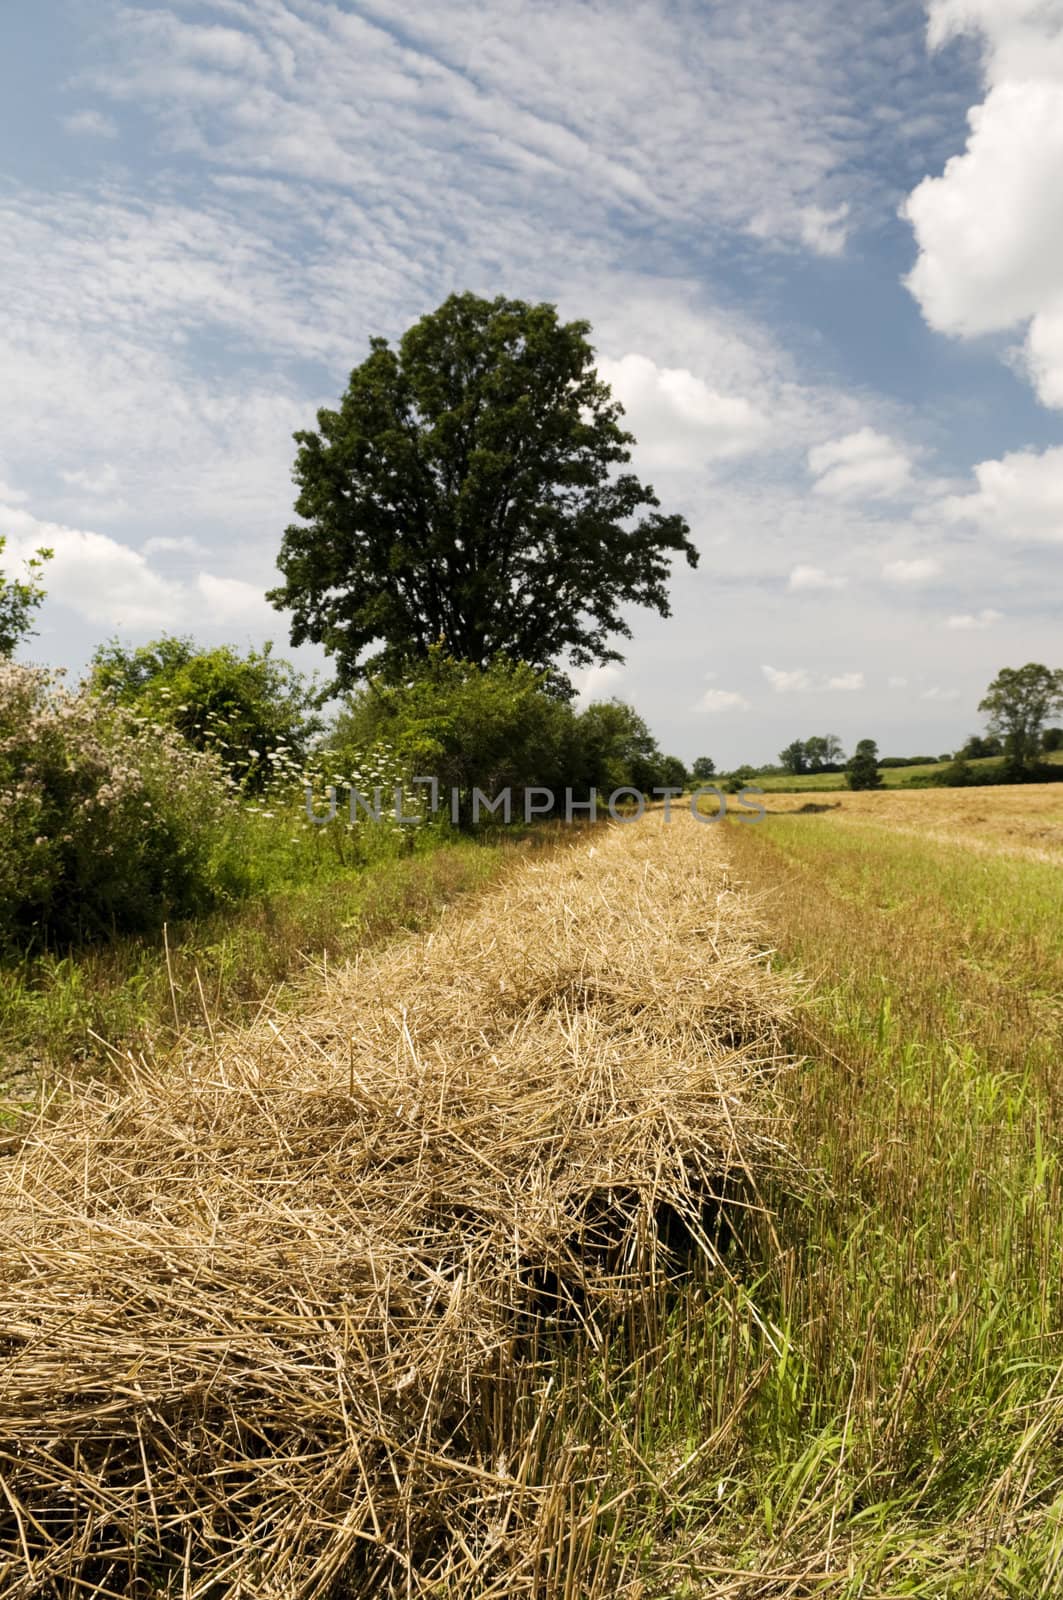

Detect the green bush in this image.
[324,652,676,826]
[89,636,322,793]
[573,699,667,797]
[327,649,578,821]
[0,663,246,951]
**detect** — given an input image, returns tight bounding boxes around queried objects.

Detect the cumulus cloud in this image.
[888,675,909,688]
[882,556,943,583]
[597,354,765,469]
[903,0,1063,405]
[945,608,1003,629]
[788,563,847,591]
[921,685,961,701]
[696,688,751,713]
[762,664,814,692]
[826,671,865,690]
[762,663,865,692]
[807,428,913,499]
[1,504,281,635]
[942,445,1063,541]
[2,510,184,631]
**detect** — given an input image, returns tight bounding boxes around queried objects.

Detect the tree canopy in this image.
[269,292,697,690]
[979,663,1063,769]
[846,738,882,791]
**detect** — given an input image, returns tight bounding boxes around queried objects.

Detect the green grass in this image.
[509,811,1063,1593]
[0,811,569,1095]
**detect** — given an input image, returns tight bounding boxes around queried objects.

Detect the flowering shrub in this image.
[0,663,245,950]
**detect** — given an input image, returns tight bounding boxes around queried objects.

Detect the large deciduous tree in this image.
[268,293,697,689]
[979,663,1063,770]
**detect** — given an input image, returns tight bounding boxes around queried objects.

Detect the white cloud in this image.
[762,663,865,692]
[696,688,751,713]
[882,556,942,583]
[142,535,209,557]
[807,428,913,499]
[572,663,624,708]
[788,563,847,591]
[798,203,851,257]
[1,503,284,636]
[60,463,121,494]
[942,445,1063,542]
[0,476,29,506]
[762,664,814,693]
[921,685,962,701]
[597,354,765,469]
[888,675,909,688]
[85,0,902,259]
[61,109,118,139]
[903,1,1063,405]
[2,509,184,631]
[194,573,277,629]
[826,671,865,690]
[945,608,1003,629]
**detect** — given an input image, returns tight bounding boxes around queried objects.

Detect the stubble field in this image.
[3,788,1062,1596]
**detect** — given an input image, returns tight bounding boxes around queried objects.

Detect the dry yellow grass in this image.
[0,812,793,1599]
[758,781,1063,862]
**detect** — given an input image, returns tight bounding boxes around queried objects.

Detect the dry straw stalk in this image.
[0,811,794,1598]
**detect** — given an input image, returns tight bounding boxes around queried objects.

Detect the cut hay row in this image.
[0,811,794,1598]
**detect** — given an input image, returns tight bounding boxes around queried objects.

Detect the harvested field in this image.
[0,812,793,1599]
[758,780,1063,862]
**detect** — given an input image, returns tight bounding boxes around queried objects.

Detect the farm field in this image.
[748,750,1063,792]
[757,779,1063,861]
[3,790,1063,1596]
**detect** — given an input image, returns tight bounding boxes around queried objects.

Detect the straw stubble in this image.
[0,810,794,1598]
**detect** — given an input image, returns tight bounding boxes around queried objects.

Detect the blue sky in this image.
[2,0,1062,766]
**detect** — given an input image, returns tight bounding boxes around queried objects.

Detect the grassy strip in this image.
[0,823,566,1093]
[644,813,1063,1592]
[496,811,1063,1595]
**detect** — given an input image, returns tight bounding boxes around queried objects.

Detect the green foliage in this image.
[778,740,808,775]
[0,663,247,951]
[691,755,715,781]
[269,291,697,689]
[723,763,759,793]
[0,536,52,657]
[1042,726,1063,753]
[958,732,1003,760]
[573,697,664,797]
[781,735,844,775]
[657,754,688,791]
[879,753,943,768]
[90,636,322,792]
[327,654,673,820]
[979,662,1063,769]
[846,736,883,790]
[328,649,578,819]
